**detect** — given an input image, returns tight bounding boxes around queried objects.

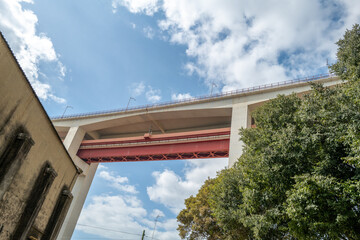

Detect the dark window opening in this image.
[42,186,73,240]
[11,162,57,240]
[0,126,34,200]
[251,117,256,128]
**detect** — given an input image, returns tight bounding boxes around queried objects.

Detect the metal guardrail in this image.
[53,73,334,119]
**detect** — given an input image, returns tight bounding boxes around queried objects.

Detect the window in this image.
[42,186,73,240]
[0,127,34,200]
[11,162,57,240]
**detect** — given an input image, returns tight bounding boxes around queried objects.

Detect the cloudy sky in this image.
[1,0,360,239]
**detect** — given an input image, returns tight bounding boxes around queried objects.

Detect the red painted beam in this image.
[81,151,229,163]
[77,128,230,163]
[78,139,229,158]
[81,127,230,146]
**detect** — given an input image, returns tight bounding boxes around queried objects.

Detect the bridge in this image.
[52,74,341,240]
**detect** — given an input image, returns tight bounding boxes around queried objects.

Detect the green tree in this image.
[330,23,360,81]
[177,178,225,240]
[209,167,253,239]
[286,175,360,240]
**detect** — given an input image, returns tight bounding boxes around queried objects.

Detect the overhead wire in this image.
[74,223,160,240]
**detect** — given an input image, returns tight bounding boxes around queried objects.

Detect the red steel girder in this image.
[82,151,229,163]
[78,139,229,163]
[80,127,230,146]
[77,128,230,163]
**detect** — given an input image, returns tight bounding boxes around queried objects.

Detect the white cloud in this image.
[131,22,136,29]
[130,81,145,96]
[58,62,66,78]
[129,83,162,103]
[171,93,194,101]
[0,0,66,103]
[143,26,155,39]
[78,166,180,239]
[147,158,228,213]
[112,0,160,15]
[146,86,161,103]
[48,94,66,104]
[77,195,148,239]
[99,170,128,184]
[99,170,138,194]
[97,164,108,170]
[150,209,165,218]
[77,194,179,239]
[114,0,360,91]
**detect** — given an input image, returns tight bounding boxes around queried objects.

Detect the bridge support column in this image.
[229,103,249,167]
[57,127,98,240]
[57,163,98,240]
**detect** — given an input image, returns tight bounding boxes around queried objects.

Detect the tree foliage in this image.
[209,168,253,239]
[177,24,360,240]
[330,23,360,81]
[177,178,226,240]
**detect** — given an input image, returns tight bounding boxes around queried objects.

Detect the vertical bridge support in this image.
[56,127,98,240]
[229,103,249,167]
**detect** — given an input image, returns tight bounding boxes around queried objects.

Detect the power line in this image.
[151,215,161,240]
[77,223,141,236]
[72,237,138,240]
[75,223,160,240]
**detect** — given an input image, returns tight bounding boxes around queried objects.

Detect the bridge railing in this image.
[53,73,335,119]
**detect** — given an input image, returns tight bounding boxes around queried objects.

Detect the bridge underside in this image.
[77,128,230,163]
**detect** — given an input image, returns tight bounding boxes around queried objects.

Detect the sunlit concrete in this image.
[56,127,97,240]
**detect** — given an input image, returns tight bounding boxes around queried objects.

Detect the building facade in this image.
[0,33,79,240]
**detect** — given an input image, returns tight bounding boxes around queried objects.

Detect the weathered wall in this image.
[0,33,79,240]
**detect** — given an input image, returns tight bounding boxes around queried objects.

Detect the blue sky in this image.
[1,0,360,239]
[19,0,207,116]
